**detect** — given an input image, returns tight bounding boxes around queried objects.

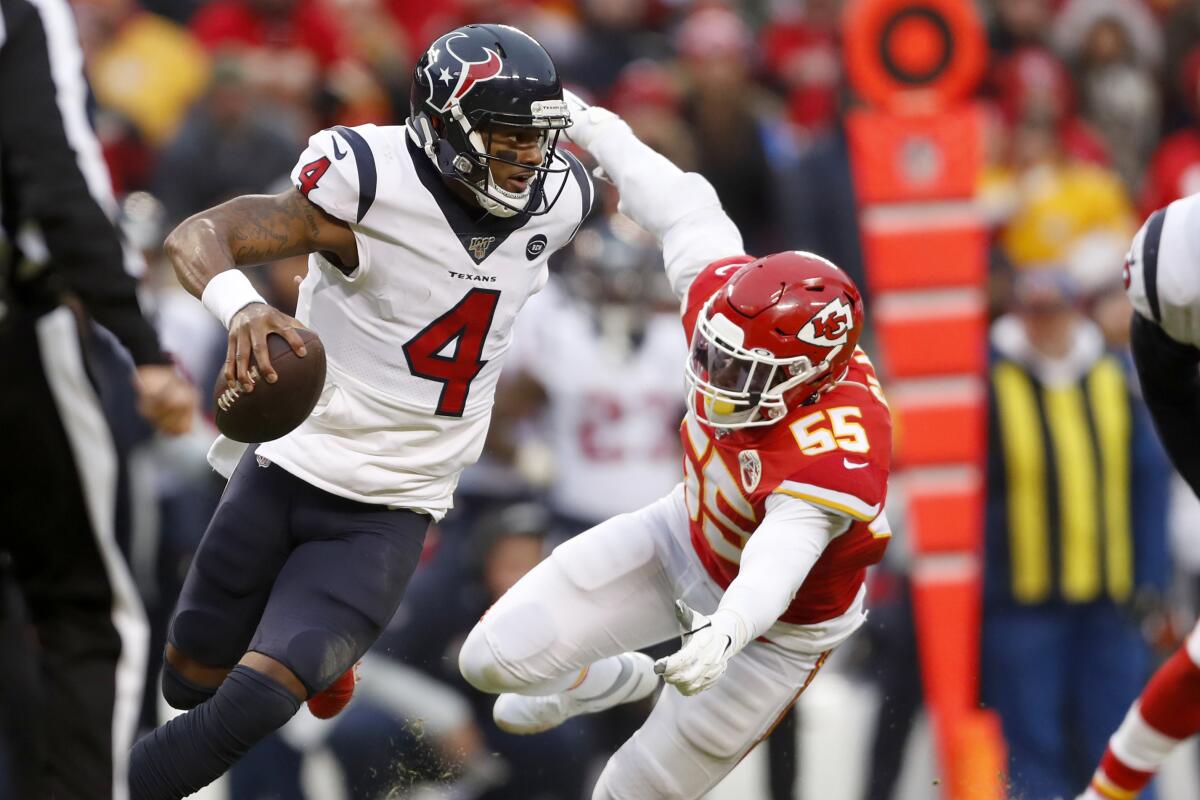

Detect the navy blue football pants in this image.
[168,449,428,694]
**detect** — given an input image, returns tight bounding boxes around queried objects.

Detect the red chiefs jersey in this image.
[679,258,893,625]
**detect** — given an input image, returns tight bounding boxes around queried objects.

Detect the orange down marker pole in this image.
[843,2,1006,798]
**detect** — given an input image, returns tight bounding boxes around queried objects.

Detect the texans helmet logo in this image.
[799,297,854,347]
[424,31,505,113]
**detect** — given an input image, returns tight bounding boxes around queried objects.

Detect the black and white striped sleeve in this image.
[1127,192,1200,348]
[0,0,165,364]
[1126,193,1200,498]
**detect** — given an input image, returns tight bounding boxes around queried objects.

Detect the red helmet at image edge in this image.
[686,251,865,430]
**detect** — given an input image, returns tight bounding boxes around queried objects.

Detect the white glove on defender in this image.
[654,600,744,696]
[562,89,622,150]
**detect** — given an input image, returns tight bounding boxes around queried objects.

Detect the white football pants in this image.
[460,485,867,799]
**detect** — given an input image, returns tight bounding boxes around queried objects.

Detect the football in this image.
[212,328,327,443]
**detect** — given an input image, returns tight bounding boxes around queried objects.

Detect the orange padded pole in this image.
[843,1,1006,795]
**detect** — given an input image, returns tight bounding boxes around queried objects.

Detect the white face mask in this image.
[685,309,830,430]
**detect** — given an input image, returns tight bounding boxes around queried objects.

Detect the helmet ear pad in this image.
[440,109,491,185]
[779,361,840,408]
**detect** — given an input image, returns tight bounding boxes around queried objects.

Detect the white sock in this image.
[516,652,650,700]
[1111,704,1181,773]
[512,652,654,701]
[513,668,579,696]
[568,653,644,702]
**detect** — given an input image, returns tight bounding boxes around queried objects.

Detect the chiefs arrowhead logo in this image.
[424,32,505,113]
[799,297,854,347]
[738,450,762,493]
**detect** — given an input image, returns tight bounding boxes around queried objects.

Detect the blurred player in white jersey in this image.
[459,93,894,799]
[129,24,594,800]
[1079,193,1200,799]
[493,213,685,532]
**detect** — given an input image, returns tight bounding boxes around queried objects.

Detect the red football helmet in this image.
[686,251,865,429]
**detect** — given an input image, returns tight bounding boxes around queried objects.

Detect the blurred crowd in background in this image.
[64,0,1200,797]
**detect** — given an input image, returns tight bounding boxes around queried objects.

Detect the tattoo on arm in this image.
[301,198,323,241]
[226,192,312,263]
[165,190,355,298]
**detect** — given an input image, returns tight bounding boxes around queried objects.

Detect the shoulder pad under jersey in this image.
[291,124,383,225]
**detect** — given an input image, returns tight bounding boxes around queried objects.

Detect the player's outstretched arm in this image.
[165,189,357,391]
[563,92,744,299]
[654,497,840,694]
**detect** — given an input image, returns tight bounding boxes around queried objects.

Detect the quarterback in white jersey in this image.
[1080,193,1200,800]
[459,94,893,798]
[498,215,686,525]
[128,25,593,800]
[209,77,593,519]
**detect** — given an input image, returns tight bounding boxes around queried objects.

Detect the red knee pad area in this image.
[1139,646,1200,740]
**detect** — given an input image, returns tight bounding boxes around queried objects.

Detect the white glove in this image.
[654,600,743,696]
[562,89,622,151]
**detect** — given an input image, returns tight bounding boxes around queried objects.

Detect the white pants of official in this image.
[460,484,868,800]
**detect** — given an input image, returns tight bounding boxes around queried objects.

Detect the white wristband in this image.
[201,270,266,329]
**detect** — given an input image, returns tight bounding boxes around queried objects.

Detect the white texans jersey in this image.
[209,123,593,518]
[509,279,686,522]
[1127,191,1200,347]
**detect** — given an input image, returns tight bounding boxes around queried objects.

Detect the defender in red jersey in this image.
[680,254,891,627]
[458,93,892,799]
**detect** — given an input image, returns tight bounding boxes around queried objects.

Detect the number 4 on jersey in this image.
[403,289,501,417]
[298,157,331,197]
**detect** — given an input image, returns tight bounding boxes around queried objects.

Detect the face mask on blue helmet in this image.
[407,24,573,218]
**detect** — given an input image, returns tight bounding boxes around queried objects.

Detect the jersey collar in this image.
[406,136,537,265]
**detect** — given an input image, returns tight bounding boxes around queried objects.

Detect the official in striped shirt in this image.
[0,0,195,797]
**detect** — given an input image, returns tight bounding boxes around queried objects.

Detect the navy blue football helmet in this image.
[408,24,573,217]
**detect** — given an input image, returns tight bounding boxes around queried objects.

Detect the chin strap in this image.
[466,128,534,218]
[470,184,522,218]
[406,114,541,219]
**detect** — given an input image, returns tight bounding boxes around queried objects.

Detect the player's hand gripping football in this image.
[134,365,198,435]
[654,600,735,696]
[226,303,309,392]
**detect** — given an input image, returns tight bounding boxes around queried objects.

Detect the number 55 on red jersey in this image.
[681,345,892,626]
